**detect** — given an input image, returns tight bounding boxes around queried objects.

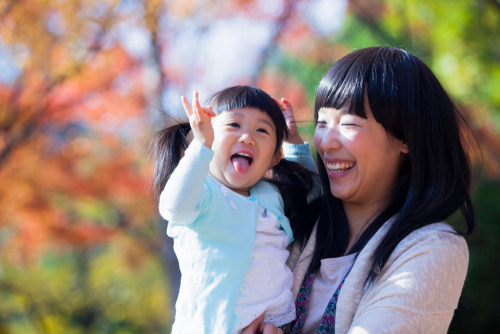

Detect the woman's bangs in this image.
[315,54,369,120]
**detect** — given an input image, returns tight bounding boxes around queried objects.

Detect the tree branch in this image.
[489,0,500,10]
[250,0,300,85]
[0,0,18,24]
[0,3,116,168]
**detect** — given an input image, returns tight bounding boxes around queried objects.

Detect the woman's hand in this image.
[181,91,216,148]
[241,314,284,334]
[273,97,304,145]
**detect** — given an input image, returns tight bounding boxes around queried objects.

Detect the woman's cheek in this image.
[313,130,324,154]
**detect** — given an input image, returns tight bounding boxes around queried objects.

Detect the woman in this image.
[244,46,478,334]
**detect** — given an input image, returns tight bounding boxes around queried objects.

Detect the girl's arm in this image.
[274,97,321,202]
[159,139,213,225]
[283,142,322,203]
[283,142,316,174]
[159,91,216,225]
[273,97,316,171]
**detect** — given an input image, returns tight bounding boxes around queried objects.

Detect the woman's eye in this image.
[229,123,240,128]
[317,121,327,126]
[257,128,269,134]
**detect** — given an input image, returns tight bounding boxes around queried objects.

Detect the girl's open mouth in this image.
[231,153,253,173]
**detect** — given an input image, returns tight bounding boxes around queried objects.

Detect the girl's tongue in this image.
[232,157,250,173]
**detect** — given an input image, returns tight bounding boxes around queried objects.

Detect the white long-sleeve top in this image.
[232,205,296,333]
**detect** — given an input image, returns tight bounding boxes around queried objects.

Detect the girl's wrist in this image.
[284,135,304,145]
[193,137,213,150]
[193,132,213,149]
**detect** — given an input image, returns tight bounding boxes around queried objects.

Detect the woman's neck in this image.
[342,199,387,254]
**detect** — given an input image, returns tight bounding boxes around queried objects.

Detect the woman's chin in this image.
[329,185,355,201]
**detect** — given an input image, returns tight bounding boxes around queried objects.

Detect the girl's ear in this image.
[269,148,284,168]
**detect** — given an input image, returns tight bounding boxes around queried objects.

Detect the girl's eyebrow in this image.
[258,118,275,130]
[223,110,275,130]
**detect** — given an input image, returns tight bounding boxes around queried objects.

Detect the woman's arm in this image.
[347,228,469,334]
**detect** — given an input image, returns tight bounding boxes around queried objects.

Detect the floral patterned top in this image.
[291,265,352,334]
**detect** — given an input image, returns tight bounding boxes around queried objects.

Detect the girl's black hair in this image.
[152,85,317,227]
[297,46,479,285]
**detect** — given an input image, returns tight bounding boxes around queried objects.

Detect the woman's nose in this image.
[321,128,342,152]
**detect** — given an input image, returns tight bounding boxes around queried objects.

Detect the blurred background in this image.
[1,0,499,333]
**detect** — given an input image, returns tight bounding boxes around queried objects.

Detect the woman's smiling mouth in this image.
[325,159,356,179]
[327,161,355,174]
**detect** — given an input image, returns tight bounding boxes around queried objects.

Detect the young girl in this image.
[152,86,318,334]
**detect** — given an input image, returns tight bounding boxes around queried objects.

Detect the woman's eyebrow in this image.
[318,107,350,115]
[339,106,350,115]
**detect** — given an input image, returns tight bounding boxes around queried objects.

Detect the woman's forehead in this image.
[318,106,350,115]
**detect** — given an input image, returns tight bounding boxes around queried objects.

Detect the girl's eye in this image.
[257,128,269,134]
[341,123,357,127]
[316,121,327,126]
[229,123,240,128]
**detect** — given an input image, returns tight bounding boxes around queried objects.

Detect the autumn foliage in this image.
[1,0,500,333]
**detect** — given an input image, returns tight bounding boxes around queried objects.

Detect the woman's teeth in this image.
[327,162,355,173]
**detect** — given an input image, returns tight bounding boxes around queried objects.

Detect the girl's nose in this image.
[320,128,342,152]
[239,133,255,145]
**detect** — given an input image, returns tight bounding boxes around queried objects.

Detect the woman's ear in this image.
[401,141,409,154]
[270,148,284,168]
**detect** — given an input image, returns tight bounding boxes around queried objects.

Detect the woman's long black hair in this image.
[151,85,317,226]
[296,46,479,285]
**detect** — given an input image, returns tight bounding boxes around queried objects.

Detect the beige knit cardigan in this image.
[286,219,469,334]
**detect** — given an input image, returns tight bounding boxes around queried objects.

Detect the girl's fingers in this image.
[272,96,285,111]
[258,323,283,334]
[181,96,193,117]
[281,98,293,111]
[192,91,204,121]
[241,313,265,334]
[273,97,295,120]
[184,91,214,122]
[203,106,216,117]
[281,98,294,115]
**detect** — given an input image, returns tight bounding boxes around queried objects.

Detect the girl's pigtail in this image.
[268,160,319,242]
[151,122,191,197]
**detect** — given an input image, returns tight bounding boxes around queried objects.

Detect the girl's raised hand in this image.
[181,91,216,148]
[273,97,304,145]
